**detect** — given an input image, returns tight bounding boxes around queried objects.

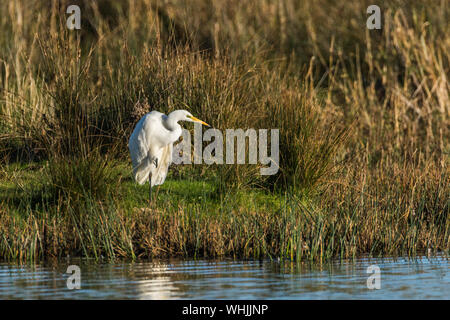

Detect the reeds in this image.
[0,0,448,262]
[0,181,447,262]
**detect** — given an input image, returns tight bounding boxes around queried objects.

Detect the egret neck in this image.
[163,111,184,144]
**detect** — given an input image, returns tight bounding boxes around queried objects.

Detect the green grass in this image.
[1,160,282,217]
[0,160,447,262]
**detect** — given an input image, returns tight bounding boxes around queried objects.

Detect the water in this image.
[0,255,448,299]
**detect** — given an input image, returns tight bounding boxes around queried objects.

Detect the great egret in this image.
[128,110,209,203]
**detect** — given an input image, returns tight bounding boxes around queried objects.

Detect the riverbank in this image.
[0,1,448,262]
[1,161,448,262]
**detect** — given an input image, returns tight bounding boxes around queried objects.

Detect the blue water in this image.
[0,255,448,299]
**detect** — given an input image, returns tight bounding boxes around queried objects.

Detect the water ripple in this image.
[0,255,448,299]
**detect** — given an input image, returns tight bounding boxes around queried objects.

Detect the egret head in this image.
[182,110,210,127]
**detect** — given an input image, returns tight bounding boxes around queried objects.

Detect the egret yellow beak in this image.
[189,115,210,127]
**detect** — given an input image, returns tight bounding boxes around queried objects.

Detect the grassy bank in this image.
[1,161,447,262]
[0,0,449,262]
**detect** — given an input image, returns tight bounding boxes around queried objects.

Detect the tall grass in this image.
[0,0,448,261]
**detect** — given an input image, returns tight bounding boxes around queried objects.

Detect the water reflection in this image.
[0,255,448,299]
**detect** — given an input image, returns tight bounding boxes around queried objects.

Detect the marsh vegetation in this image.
[0,0,448,262]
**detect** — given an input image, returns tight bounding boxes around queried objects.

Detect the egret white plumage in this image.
[128,110,209,202]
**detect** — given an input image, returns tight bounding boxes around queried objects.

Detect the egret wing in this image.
[151,142,173,186]
[128,112,164,184]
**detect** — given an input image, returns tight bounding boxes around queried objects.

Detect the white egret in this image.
[128,110,209,202]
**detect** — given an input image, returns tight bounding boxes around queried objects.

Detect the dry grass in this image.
[0,0,448,262]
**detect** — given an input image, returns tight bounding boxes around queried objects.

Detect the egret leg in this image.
[151,158,158,203]
[149,172,152,204]
[148,157,158,205]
